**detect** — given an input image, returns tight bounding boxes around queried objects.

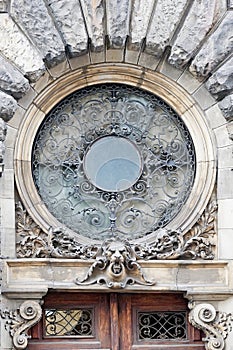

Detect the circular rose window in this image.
[32,84,196,240]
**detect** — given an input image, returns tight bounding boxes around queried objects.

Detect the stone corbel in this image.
[0,117,7,177]
[1,300,42,349]
[188,301,233,350]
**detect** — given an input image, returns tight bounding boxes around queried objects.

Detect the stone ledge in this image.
[2,259,230,295]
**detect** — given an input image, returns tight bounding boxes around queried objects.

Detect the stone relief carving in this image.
[0,300,42,350]
[16,199,217,261]
[189,302,233,350]
[0,117,7,177]
[75,239,155,289]
[15,198,217,289]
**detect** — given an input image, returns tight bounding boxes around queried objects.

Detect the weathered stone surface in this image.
[79,0,105,51]
[228,0,233,9]
[45,0,88,57]
[0,14,45,82]
[0,0,7,12]
[219,95,233,121]
[106,0,130,48]
[10,0,65,68]
[0,91,17,122]
[169,0,225,68]
[206,56,233,100]
[146,0,187,56]
[130,0,155,49]
[190,11,233,78]
[0,56,30,99]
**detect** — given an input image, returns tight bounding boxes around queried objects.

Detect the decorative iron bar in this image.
[44,308,93,337]
[137,311,187,340]
[32,84,195,240]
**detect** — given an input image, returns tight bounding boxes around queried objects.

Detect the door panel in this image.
[28,293,204,350]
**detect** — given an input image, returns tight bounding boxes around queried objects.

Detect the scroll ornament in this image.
[16,199,217,261]
[189,302,233,350]
[0,300,42,350]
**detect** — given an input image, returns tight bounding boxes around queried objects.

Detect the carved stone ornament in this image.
[0,300,42,350]
[0,117,7,177]
[16,199,217,261]
[188,302,233,350]
[75,239,155,289]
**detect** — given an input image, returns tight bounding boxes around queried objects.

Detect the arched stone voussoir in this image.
[206,56,233,101]
[0,90,17,122]
[0,55,30,99]
[10,0,66,69]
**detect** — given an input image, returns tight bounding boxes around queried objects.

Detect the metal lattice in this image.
[32,84,195,240]
[138,311,187,340]
[44,309,93,337]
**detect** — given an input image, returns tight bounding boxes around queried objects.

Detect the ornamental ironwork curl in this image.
[32,84,195,241]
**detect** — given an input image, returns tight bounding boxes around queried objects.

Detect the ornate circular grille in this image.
[32,84,195,240]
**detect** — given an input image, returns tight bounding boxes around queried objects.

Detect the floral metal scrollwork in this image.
[1,300,42,350]
[188,302,233,350]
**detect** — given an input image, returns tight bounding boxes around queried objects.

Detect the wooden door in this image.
[28,292,205,350]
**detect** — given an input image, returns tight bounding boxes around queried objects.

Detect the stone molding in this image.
[189,302,233,350]
[0,300,42,350]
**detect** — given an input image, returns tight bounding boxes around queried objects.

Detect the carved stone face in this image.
[106,241,127,277]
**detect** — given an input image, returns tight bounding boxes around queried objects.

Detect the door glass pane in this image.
[137,311,187,340]
[44,308,94,337]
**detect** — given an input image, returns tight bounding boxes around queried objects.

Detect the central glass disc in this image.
[84,136,142,191]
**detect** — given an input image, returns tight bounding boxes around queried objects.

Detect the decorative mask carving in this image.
[188,302,233,350]
[0,300,42,350]
[0,118,7,177]
[75,239,155,289]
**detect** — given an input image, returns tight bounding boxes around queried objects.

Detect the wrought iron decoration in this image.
[32,84,196,241]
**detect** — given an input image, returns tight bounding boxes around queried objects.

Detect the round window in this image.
[32,84,195,240]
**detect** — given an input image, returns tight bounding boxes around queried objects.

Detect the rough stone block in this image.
[106,0,130,48]
[45,0,88,57]
[0,14,45,81]
[146,0,187,57]
[169,0,225,68]
[190,11,233,78]
[218,94,233,121]
[130,0,155,50]
[79,0,105,51]
[0,56,30,99]
[206,57,233,100]
[0,91,17,122]
[11,0,66,68]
